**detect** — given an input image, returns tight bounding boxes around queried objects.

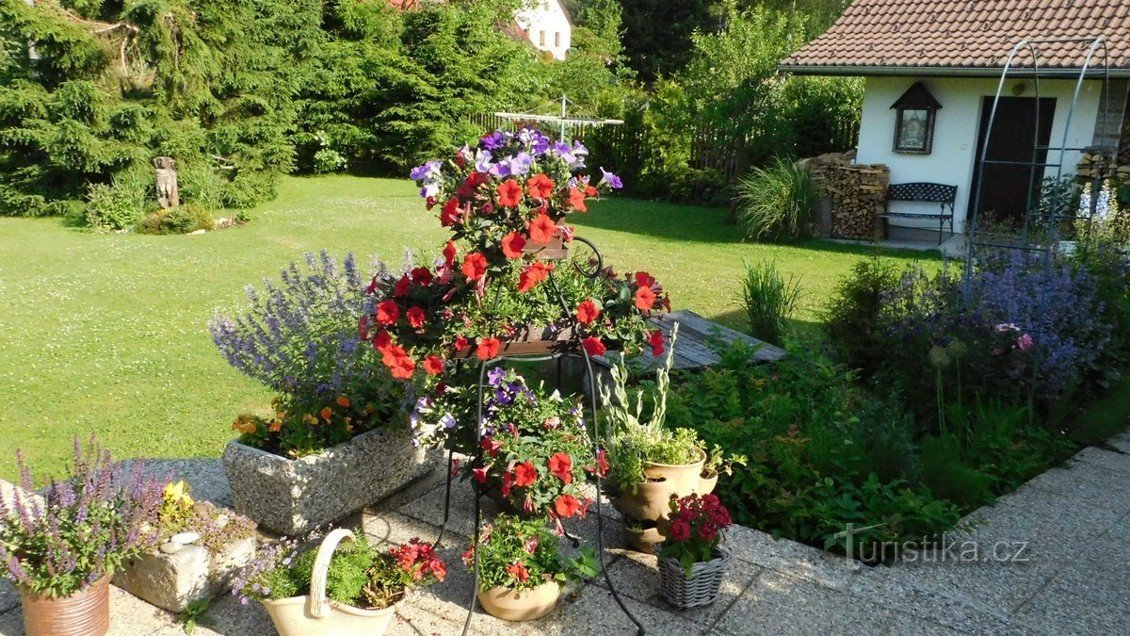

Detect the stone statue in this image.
[154,156,180,209]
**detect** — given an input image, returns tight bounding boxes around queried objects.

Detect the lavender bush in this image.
[0,437,163,598]
[210,251,406,456]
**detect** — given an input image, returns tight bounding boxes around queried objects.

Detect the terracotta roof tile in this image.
[781,0,1130,74]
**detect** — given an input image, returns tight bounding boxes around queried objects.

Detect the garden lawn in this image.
[0,175,935,480]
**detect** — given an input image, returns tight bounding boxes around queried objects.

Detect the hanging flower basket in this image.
[658,545,730,610]
[260,529,398,636]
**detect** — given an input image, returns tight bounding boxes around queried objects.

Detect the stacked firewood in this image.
[808,157,889,240]
[1076,151,1130,180]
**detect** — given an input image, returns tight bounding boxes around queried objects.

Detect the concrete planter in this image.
[222,426,437,535]
[114,536,256,613]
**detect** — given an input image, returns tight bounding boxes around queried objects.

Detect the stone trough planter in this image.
[114,533,256,614]
[222,426,437,535]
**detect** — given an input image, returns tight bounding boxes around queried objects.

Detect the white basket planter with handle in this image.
[260,529,397,636]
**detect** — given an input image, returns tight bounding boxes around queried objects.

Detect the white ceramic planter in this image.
[222,426,437,534]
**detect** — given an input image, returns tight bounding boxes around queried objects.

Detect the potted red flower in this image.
[656,493,733,610]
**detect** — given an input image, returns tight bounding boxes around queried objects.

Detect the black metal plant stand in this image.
[429,237,646,635]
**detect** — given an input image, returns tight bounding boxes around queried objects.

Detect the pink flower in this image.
[1016,333,1034,352]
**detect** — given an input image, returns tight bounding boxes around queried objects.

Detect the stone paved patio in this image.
[2,429,1128,635]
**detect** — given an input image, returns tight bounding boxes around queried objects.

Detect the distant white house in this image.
[514,0,573,61]
[779,0,1130,240]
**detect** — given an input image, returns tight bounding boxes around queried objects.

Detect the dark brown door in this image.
[969,96,1056,227]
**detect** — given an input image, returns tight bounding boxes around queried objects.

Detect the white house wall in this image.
[515,0,571,60]
[856,76,1103,234]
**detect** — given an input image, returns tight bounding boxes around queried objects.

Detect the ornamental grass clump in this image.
[210,251,405,457]
[733,157,815,243]
[0,437,163,598]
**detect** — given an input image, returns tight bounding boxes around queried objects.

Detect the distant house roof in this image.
[780,0,1130,77]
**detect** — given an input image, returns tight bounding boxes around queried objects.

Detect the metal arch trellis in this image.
[964,35,1116,274]
[427,236,646,636]
[962,36,1117,411]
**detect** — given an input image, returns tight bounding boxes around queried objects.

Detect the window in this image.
[539,31,546,46]
[891,81,942,154]
[554,32,561,48]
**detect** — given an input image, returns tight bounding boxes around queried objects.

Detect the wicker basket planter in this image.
[19,575,110,636]
[658,546,731,610]
[261,529,398,636]
[222,426,437,535]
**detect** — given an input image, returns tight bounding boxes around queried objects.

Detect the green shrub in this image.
[738,259,801,344]
[136,203,215,235]
[822,257,899,375]
[84,168,154,231]
[733,157,815,242]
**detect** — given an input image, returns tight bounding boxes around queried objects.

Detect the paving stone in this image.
[186,590,275,636]
[594,548,759,628]
[1108,430,1130,454]
[715,570,894,635]
[0,581,16,616]
[1013,584,1129,635]
[1022,467,1130,519]
[396,479,500,539]
[122,458,234,508]
[723,524,859,591]
[849,567,1036,635]
[546,583,705,636]
[362,510,470,550]
[1068,447,1130,476]
[0,607,22,636]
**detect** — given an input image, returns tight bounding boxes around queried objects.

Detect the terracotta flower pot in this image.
[20,575,110,636]
[612,449,707,521]
[261,529,397,636]
[476,581,562,622]
[699,470,719,495]
[623,523,665,555]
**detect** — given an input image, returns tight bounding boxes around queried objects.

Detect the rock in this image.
[159,542,182,555]
[214,514,230,529]
[222,426,440,534]
[189,229,206,235]
[114,545,210,613]
[171,531,201,546]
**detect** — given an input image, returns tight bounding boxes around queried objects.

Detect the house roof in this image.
[779,0,1130,77]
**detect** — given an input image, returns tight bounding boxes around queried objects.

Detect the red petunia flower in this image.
[648,330,665,357]
[443,240,457,266]
[497,179,523,208]
[518,261,553,293]
[553,494,581,518]
[635,286,657,311]
[575,299,600,325]
[527,213,558,245]
[591,448,610,477]
[547,452,573,484]
[501,471,513,497]
[382,346,416,379]
[394,276,411,297]
[441,197,461,227]
[582,336,606,357]
[568,187,588,212]
[635,271,656,289]
[407,306,426,329]
[458,172,491,198]
[461,252,487,281]
[372,330,392,353]
[505,561,530,583]
[585,184,598,197]
[476,337,501,361]
[423,355,445,375]
[472,467,488,484]
[454,335,471,353]
[526,173,555,199]
[481,437,502,458]
[513,461,537,487]
[501,231,526,259]
[411,267,433,286]
[376,300,400,325]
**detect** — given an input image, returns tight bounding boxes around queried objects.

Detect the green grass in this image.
[0,175,938,480]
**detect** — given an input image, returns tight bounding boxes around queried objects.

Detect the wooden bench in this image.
[877,182,957,244]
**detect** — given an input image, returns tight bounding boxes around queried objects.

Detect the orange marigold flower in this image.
[575,299,600,325]
[527,213,558,245]
[336,396,351,408]
[320,407,333,421]
[501,231,526,259]
[497,179,523,207]
[568,187,588,212]
[268,420,282,433]
[526,173,555,199]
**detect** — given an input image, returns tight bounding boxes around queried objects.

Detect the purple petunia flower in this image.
[599,167,623,190]
[480,131,506,150]
[487,367,507,387]
[474,150,493,173]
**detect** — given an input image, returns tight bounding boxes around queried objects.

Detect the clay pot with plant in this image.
[463,514,600,622]
[601,326,744,553]
[233,529,445,636]
[0,438,164,636]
